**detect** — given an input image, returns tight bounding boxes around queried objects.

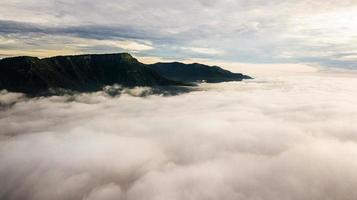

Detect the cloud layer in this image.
[1,67,357,200]
[0,0,357,67]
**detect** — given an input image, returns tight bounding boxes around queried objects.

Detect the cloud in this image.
[1,0,357,67]
[1,67,357,199]
[85,184,123,200]
[0,90,26,107]
[183,47,225,55]
[334,53,357,62]
[0,28,154,58]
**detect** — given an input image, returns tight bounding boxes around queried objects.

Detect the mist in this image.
[1,66,357,200]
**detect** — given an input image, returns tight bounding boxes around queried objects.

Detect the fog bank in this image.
[1,67,357,200]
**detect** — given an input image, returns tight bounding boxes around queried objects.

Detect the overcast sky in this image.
[0,0,357,68]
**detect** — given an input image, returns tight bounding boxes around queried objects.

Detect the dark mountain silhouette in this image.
[0,53,185,94]
[149,62,251,83]
[0,53,251,95]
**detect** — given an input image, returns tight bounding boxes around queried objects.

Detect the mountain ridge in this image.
[0,53,251,95]
[149,62,251,83]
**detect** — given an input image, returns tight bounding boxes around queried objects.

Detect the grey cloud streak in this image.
[1,68,357,199]
[0,20,167,42]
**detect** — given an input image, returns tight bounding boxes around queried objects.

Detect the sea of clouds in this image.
[1,66,357,200]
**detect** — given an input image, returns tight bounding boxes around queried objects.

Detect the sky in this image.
[0,0,357,68]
